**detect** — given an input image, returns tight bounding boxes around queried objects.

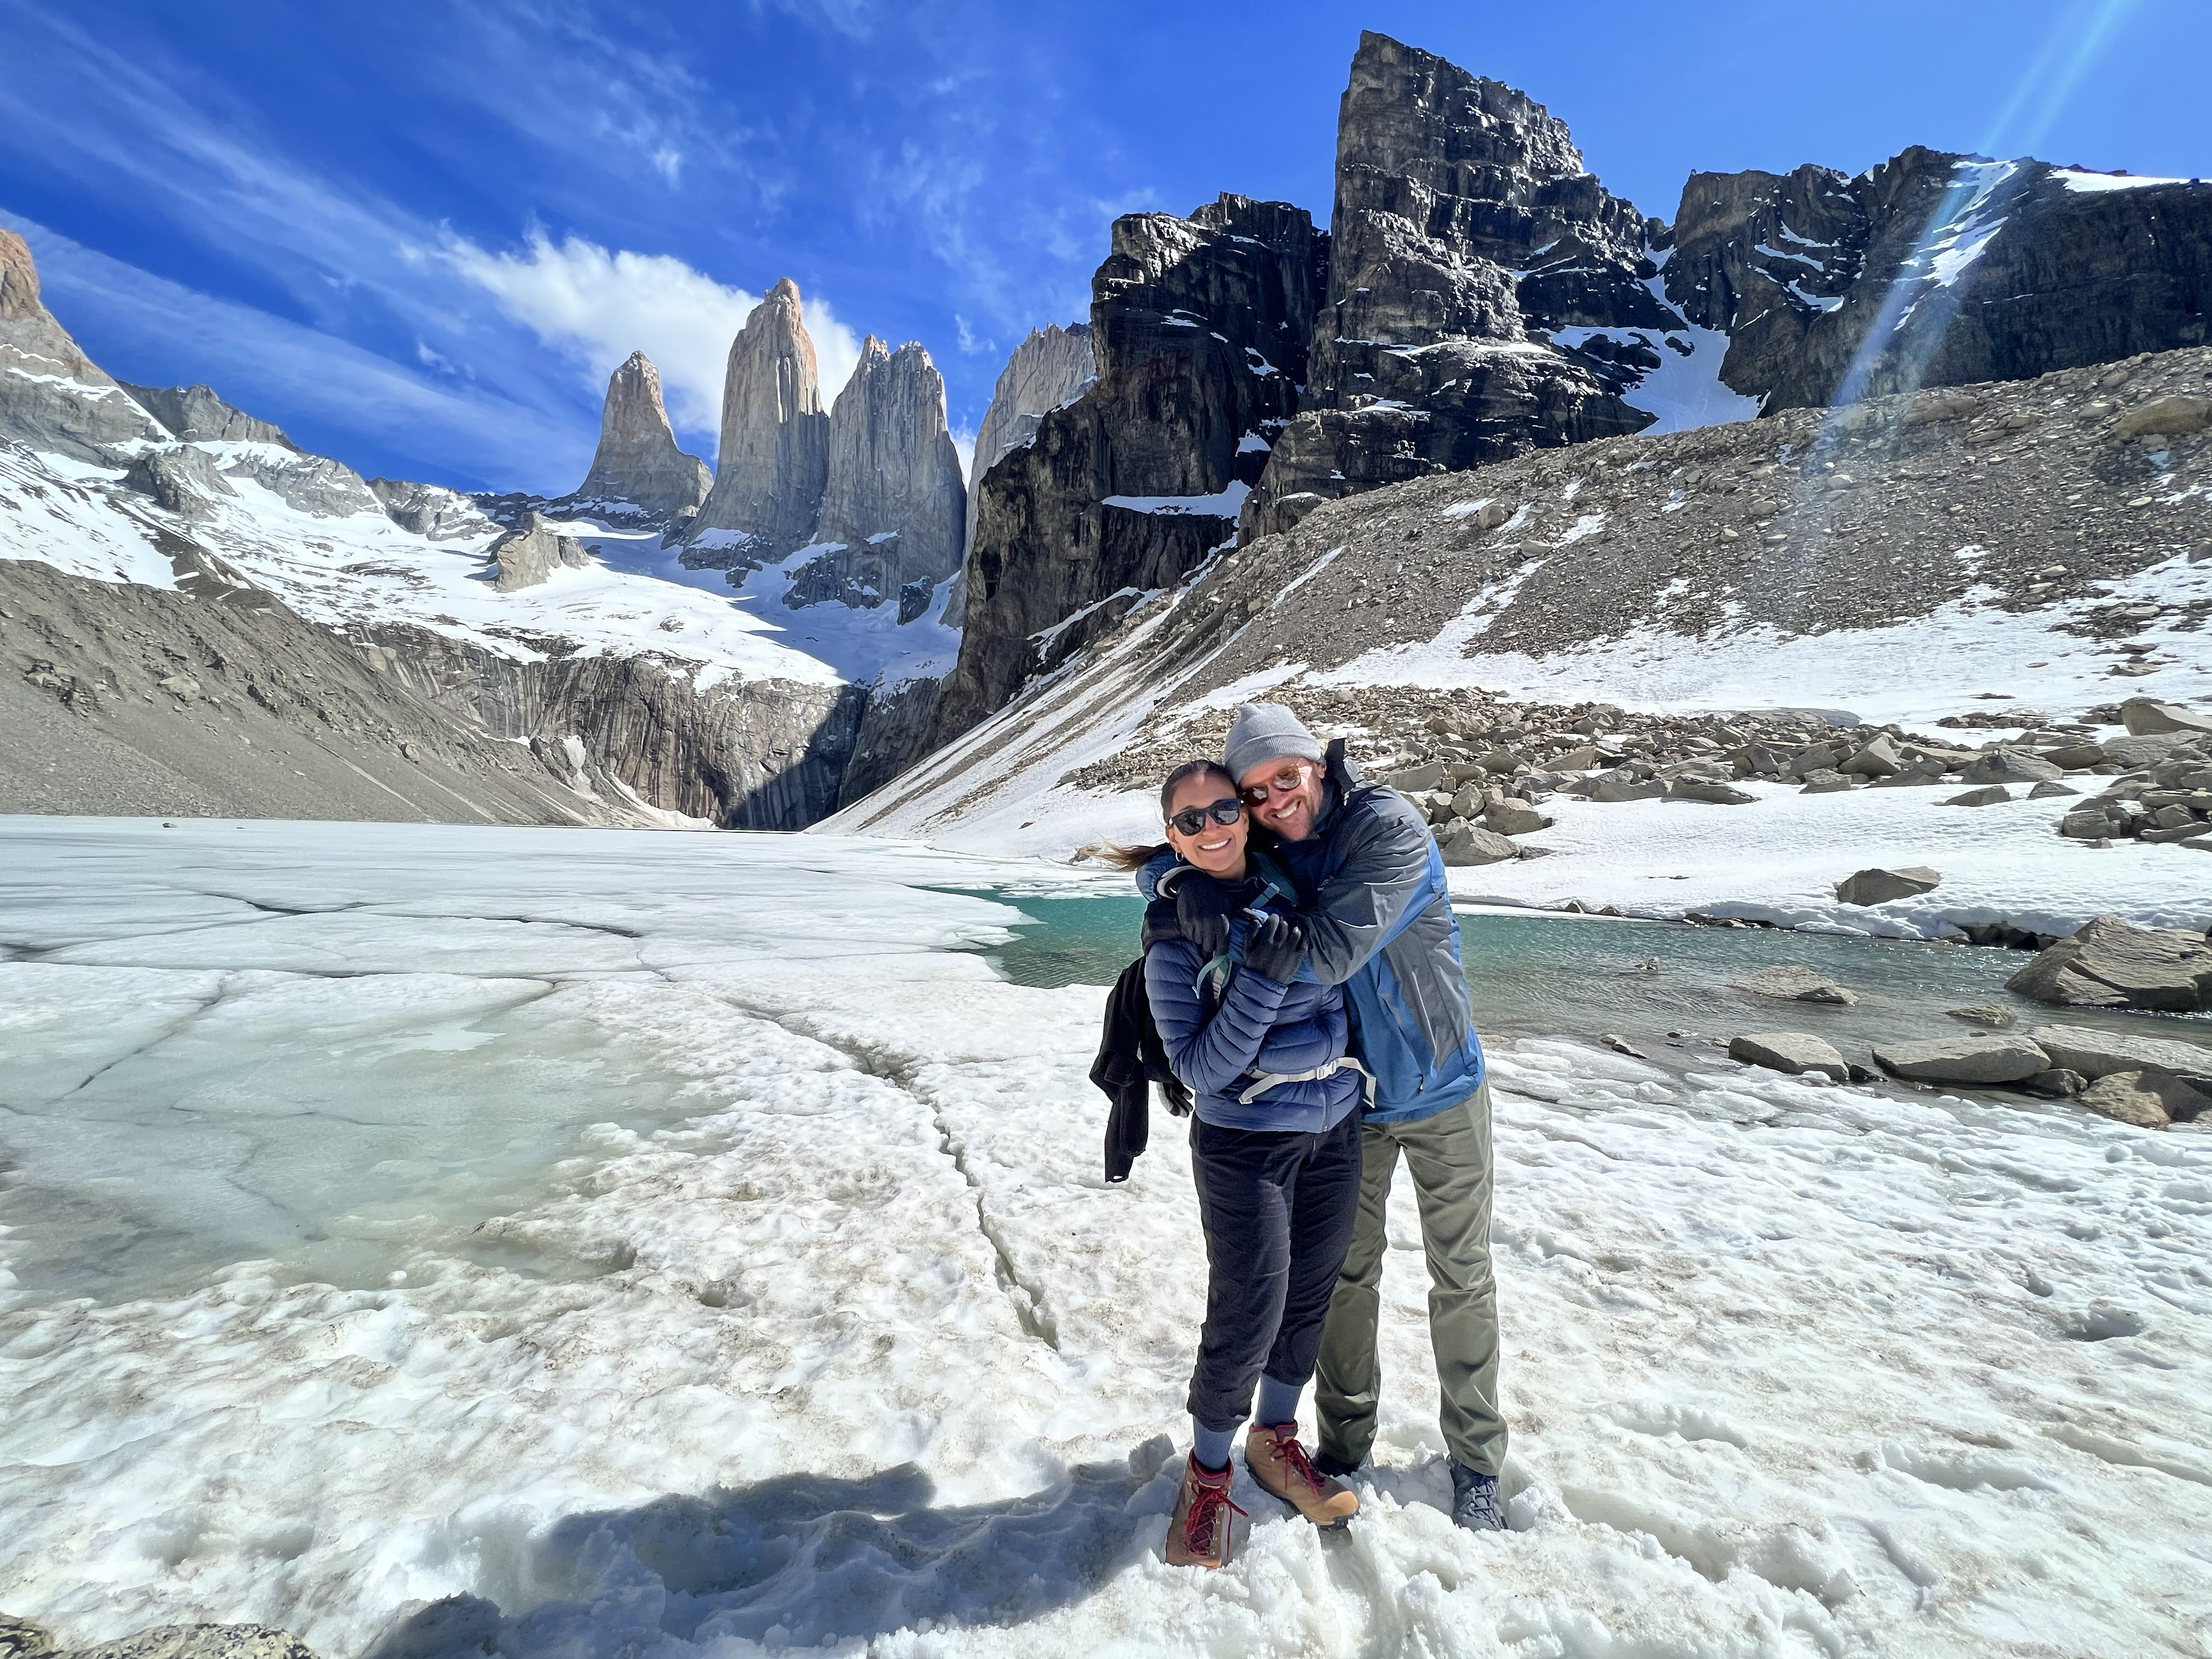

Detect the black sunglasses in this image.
[1168,798,1246,837]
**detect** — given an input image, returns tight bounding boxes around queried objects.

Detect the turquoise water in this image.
[980,894,2210,1067]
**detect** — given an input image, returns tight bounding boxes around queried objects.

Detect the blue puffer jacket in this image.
[1141,740,1486,1126]
[1139,859,1363,1134]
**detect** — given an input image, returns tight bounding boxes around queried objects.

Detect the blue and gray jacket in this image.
[1141,740,1486,1125]
[1138,856,1363,1134]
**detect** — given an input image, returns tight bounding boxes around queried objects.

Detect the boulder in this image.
[1839,733,1903,776]
[1669,779,1758,804]
[1944,1003,2017,1029]
[2040,742,2108,770]
[1835,865,1940,906]
[1959,748,2063,786]
[489,512,592,592]
[2025,1025,2212,1087]
[1787,742,1841,775]
[1386,760,1446,792]
[1729,1031,1849,1081]
[1799,770,1854,794]
[1589,771,1666,802]
[2077,1069,2212,1129]
[2028,780,2078,799]
[1441,824,1520,867]
[1872,1034,2051,1085]
[122,444,236,521]
[1734,964,1857,1005]
[2059,806,2114,839]
[2006,916,2212,1012]
[2120,697,2212,738]
[1483,799,1549,836]
[2103,732,2190,768]
[2112,394,2212,439]
[1944,785,2011,806]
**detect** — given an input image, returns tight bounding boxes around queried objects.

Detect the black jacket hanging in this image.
[1088,955,1193,1182]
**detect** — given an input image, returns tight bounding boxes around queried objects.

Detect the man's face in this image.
[1238,754,1324,842]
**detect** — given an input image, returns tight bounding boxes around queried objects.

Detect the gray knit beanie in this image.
[1222,702,1324,783]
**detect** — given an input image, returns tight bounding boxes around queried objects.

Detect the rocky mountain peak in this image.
[800,336,965,611]
[0,228,168,462]
[681,275,831,569]
[571,349,713,520]
[121,381,299,450]
[923,193,1325,752]
[964,322,1094,556]
[1245,36,1652,540]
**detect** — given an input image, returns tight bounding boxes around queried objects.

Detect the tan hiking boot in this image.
[1245,1421,1359,1527]
[1165,1454,1245,1568]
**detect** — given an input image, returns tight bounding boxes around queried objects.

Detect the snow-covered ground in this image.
[557,515,962,691]
[5,818,2211,1658]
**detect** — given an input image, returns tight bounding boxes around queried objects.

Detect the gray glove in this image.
[1242,911,1306,984]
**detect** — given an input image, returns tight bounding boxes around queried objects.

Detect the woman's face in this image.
[1165,771,1249,878]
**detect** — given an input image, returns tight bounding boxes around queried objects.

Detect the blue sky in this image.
[2,0,2204,496]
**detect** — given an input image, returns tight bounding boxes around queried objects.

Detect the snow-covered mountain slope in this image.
[0,227,902,827]
[5,819,2210,1658]
[821,347,2212,938]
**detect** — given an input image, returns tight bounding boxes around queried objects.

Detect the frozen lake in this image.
[3,819,2210,1657]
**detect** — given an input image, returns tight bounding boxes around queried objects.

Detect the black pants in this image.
[1187,1110,1364,1432]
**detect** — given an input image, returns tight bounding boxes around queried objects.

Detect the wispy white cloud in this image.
[427,229,865,439]
[4,212,589,491]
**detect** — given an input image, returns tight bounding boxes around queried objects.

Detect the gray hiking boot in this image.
[1450,1463,1504,1531]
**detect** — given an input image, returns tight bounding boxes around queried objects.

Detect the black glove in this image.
[1242,912,1306,984]
[1174,880,1235,960]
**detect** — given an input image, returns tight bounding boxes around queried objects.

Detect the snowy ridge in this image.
[2,442,847,687]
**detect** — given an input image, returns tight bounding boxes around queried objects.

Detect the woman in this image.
[1134,758,1366,1570]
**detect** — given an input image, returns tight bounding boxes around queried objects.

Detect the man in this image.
[1195,701,1505,1531]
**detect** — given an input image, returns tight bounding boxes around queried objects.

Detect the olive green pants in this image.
[1314,1080,1506,1476]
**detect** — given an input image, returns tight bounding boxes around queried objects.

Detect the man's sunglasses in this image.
[1169,798,1246,837]
[1240,763,1312,805]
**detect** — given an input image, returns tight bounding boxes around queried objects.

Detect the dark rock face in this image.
[964,322,1095,556]
[1664,163,1867,400]
[1245,34,1655,539]
[838,672,945,805]
[120,381,298,450]
[1671,149,2212,409]
[923,193,1326,749]
[684,277,831,571]
[570,350,713,520]
[799,336,966,608]
[366,622,865,828]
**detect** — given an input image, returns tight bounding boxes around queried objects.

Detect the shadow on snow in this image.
[363,1454,1165,1657]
